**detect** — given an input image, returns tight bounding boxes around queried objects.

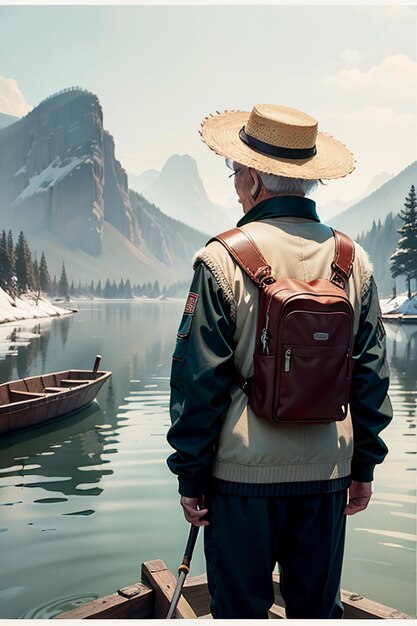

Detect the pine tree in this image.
[58,263,69,298]
[39,252,51,294]
[32,256,40,298]
[103,278,112,298]
[125,278,133,299]
[0,230,13,292]
[7,231,16,280]
[390,185,417,298]
[118,278,125,298]
[96,280,102,297]
[15,231,33,292]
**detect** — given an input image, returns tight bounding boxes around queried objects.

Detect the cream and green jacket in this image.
[167,196,392,498]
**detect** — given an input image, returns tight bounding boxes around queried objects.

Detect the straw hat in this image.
[200,104,355,180]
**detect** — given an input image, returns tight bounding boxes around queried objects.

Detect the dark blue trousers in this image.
[204,490,347,619]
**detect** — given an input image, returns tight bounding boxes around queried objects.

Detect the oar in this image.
[166,523,200,619]
[93,355,102,372]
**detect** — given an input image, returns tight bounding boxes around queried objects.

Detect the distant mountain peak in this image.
[140,154,233,234]
[329,161,417,238]
[161,154,200,178]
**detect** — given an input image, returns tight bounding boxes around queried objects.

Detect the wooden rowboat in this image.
[0,355,111,435]
[54,559,414,620]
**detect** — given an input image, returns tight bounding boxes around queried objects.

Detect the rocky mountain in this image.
[128,168,159,193]
[0,88,206,285]
[140,154,234,235]
[0,88,139,255]
[361,171,394,198]
[130,191,207,266]
[329,162,417,238]
[318,172,394,222]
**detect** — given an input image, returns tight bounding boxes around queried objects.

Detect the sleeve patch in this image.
[184,292,198,315]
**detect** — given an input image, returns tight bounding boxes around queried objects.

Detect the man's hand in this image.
[343,480,373,516]
[180,496,209,527]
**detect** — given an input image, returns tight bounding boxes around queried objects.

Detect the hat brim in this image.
[201,110,355,180]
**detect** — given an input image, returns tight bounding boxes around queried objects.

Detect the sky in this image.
[0,3,416,210]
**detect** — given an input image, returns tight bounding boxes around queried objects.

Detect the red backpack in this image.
[211,227,355,424]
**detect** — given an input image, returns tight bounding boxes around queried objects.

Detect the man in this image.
[167,104,392,619]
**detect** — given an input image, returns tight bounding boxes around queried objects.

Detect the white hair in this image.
[225,158,319,197]
[258,172,319,196]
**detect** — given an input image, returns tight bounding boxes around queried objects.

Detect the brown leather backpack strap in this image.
[208,227,275,285]
[330,228,355,289]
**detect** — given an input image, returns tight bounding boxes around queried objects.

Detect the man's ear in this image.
[249,170,262,200]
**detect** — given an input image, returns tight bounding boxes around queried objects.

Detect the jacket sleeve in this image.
[166,261,236,497]
[349,276,393,482]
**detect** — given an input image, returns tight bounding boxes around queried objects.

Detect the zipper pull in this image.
[260,301,271,355]
[261,328,269,355]
[284,348,292,372]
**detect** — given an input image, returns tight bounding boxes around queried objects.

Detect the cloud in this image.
[318,105,416,187]
[322,54,417,113]
[339,48,364,65]
[0,77,32,117]
[324,104,414,121]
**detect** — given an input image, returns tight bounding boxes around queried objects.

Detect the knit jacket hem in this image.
[212,458,352,484]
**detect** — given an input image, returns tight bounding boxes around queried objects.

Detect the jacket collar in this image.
[237,195,320,227]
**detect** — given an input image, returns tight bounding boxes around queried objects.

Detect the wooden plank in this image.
[183,574,211,617]
[272,573,414,620]
[60,379,93,387]
[53,583,153,620]
[269,603,286,619]
[9,390,45,400]
[142,559,198,619]
[342,590,415,620]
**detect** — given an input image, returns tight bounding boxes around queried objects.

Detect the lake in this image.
[0,301,415,618]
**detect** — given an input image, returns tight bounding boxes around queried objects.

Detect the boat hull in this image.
[0,369,111,435]
[53,559,415,620]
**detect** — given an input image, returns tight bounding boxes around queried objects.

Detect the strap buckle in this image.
[331,262,349,289]
[254,265,275,285]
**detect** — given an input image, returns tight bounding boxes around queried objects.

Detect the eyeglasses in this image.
[228,168,244,179]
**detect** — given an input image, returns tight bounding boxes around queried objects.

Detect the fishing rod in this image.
[166,523,200,619]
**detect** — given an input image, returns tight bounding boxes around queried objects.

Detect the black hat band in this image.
[239,127,317,160]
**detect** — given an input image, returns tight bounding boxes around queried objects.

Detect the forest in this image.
[1,185,416,302]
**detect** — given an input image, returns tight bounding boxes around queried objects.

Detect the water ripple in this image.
[20,593,99,619]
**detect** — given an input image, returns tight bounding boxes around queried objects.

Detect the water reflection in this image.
[386,324,417,423]
[0,303,415,618]
[0,403,111,499]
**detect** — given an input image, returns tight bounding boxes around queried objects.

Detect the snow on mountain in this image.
[0,88,205,286]
[11,156,84,205]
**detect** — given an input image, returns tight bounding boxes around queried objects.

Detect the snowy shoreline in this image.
[0,287,74,325]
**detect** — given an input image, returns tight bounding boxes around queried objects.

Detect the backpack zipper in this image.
[260,297,273,355]
[284,348,292,372]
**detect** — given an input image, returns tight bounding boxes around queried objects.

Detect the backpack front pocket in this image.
[277,345,350,423]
